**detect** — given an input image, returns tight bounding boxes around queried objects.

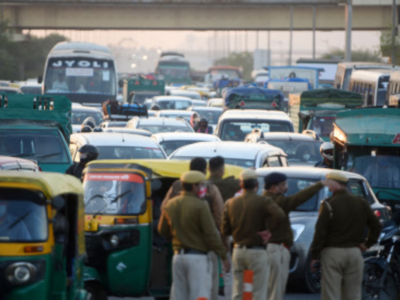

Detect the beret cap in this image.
[264,172,287,187]
[180,171,206,184]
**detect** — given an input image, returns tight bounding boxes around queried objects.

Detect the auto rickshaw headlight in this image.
[110,234,119,247]
[6,262,37,285]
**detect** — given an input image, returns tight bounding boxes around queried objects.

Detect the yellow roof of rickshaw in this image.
[0,171,83,198]
[87,159,244,179]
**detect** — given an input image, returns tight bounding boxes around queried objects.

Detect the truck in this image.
[332,107,400,210]
[0,93,73,173]
[289,89,363,141]
[123,76,165,105]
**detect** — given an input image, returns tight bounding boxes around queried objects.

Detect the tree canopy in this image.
[320,47,383,62]
[214,51,253,81]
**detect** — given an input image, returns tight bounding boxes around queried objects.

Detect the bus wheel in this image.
[85,281,107,300]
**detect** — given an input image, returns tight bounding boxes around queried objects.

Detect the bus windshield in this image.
[44,57,116,96]
[158,63,190,80]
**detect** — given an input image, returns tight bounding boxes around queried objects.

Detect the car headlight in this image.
[110,234,119,247]
[6,262,36,285]
[291,224,305,242]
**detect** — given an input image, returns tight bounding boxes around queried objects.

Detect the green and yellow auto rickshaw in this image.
[82,159,243,299]
[0,171,87,300]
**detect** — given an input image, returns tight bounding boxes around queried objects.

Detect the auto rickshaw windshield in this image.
[0,188,48,242]
[84,173,146,215]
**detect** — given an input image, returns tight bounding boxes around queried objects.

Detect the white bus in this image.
[348,69,391,106]
[386,70,400,103]
[333,62,390,91]
[41,42,118,107]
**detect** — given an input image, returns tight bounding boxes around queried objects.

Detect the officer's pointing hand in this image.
[257,230,272,244]
[321,179,341,191]
[223,259,231,273]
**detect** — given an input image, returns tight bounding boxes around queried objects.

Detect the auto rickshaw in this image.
[0,171,87,300]
[82,159,243,299]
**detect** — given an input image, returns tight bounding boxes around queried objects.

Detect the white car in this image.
[144,96,193,110]
[215,109,294,141]
[169,89,202,100]
[190,100,207,107]
[169,141,287,168]
[71,105,104,133]
[103,127,152,137]
[69,132,166,161]
[152,132,220,156]
[126,117,194,134]
[207,98,223,107]
[155,110,195,123]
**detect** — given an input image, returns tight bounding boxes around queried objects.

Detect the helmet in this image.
[151,104,160,111]
[92,127,103,133]
[81,126,92,133]
[81,117,96,131]
[199,117,208,124]
[320,142,334,161]
[78,145,99,162]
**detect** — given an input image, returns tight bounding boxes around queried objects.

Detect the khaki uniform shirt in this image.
[158,191,227,260]
[221,190,285,246]
[310,189,382,259]
[263,182,324,247]
[209,175,241,202]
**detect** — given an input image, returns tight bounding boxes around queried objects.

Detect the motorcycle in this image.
[362,215,400,300]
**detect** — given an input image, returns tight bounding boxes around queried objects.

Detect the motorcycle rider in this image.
[197,117,213,134]
[65,145,99,181]
[315,142,334,168]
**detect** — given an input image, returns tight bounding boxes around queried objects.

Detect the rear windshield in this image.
[171,156,254,168]
[97,146,165,159]
[160,140,200,156]
[265,140,323,164]
[72,110,104,125]
[137,124,193,134]
[191,109,222,125]
[0,130,69,164]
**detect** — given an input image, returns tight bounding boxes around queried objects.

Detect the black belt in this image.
[234,244,265,250]
[174,249,207,255]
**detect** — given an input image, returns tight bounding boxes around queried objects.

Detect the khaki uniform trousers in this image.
[321,247,364,300]
[267,243,291,300]
[222,252,233,300]
[210,251,219,300]
[171,252,212,300]
[232,247,269,300]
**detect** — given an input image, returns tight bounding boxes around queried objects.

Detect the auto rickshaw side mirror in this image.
[52,196,66,210]
[151,179,162,191]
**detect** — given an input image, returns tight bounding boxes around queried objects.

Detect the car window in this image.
[72,110,103,125]
[263,156,282,167]
[192,109,222,125]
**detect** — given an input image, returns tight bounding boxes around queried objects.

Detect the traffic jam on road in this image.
[1,42,400,300]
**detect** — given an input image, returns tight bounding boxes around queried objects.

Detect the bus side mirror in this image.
[52,196,65,210]
[38,75,43,84]
[118,79,123,88]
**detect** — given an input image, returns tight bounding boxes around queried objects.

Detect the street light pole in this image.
[392,0,397,66]
[289,6,293,65]
[344,0,353,62]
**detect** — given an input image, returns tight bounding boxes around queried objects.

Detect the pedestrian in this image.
[310,171,382,300]
[208,156,241,202]
[158,171,230,300]
[221,169,285,300]
[65,145,99,181]
[262,172,339,300]
[162,157,226,300]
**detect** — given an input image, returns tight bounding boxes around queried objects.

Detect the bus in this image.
[155,52,191,85]
[386,70,400,103]
[348,69,391,106]
[333,62,390,90]
[41,42,118,107]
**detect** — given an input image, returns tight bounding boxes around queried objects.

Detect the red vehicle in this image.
[0,155,40,171]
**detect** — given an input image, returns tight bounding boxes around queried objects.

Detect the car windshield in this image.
[159,113,192,123]
[97,146,165,159]
[44,58,116,95]
[84,173,146,215]
[265,140,322,165]
[0,189,47,242]
[160,140,201,156]
[191,109,222,125]
[158,100,192,110]
[72,110,104,125]
[0,130,69,163]
[308,115,336,138]
[137,124,192,134]
[346,154,400,189]
[221,121,292,141]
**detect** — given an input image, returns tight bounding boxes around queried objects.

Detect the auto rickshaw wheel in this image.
[85,281,108,300]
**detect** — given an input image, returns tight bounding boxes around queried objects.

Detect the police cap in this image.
[180,171,206,184]
[239,169,258,181]
[264,172,287,188]
[326,171,348,183]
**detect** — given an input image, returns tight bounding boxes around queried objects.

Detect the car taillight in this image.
[374,210,382,218]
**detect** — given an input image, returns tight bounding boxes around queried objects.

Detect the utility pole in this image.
[268,30,271,67]
[344,0,353,62]
[289,6,293,65]
[392,0,397,65]
[312,6,316,59]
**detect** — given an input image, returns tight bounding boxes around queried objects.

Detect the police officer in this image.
[208,156,241,202]
[65,145,99,181]
[221,169,285,300]
[158,171,229,300]
[262,172,339,300]
[315,142,334,168]
[310,171,382,300]
[162,157,225,300]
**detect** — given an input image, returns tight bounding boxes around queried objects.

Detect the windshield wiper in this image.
[92,190,131,219]
[7,210,32,230]
[36,152,63,161]
[85,194,105,208]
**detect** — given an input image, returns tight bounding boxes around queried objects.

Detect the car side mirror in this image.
[37,75,43,84]
[52,196,65,210]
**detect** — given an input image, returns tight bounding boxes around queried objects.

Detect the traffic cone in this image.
[243,270,254,300]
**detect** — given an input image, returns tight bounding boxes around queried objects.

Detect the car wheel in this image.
[85,281,108,300]
[304,256,321,293]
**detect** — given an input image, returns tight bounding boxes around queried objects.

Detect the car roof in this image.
[189,107,223,112]
[170,141,285,159]
[256,166,367,181]
[135,117,190,126]
[156,110,194,116]
[259,132,321,142]
[152,132,221,142]
[154,96,192,101]
[220,109,291,121]
[103,128,152,136]
[170,90,200,96]
[72,106,103,113]
[71,132,160,147]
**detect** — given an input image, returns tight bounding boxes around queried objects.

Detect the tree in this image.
[380,26,400,64]
[320,48,383,62]
[214,51,253,81]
